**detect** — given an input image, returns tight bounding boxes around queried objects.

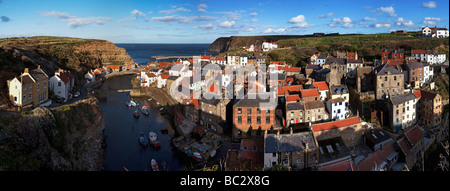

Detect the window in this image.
[243,146,248,151]
[247,108,251,114]
[247,116,251,124]
[266,116,270,124]
[266,109,270,114]
[337,109,341,114]
[385,76,387,81]
[238,108,242,114]
[394,76,397,81]
[238,117,242,124]
[257,117,261,124]
[58,82,61,86]
[29,92,32,99]
[252,146,257,151]
[257,108,261,114]
[339,102,342,105]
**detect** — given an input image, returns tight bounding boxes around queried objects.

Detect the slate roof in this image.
[325,58,346,65]
[265,131,316,153]
[200,93,222,106]
[374,64,402,76]
[286,102,304,111]
[304,100,324,110]
[390,93,417,105]
[234,93,277,108]
[407,60,425,70]
[306,64,321,70]
[330,84,348,95]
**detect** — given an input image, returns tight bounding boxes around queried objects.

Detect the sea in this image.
[115,43,215,64]
[101,44,213,171]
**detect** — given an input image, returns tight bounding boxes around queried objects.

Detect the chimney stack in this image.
[38,65,41,69]
[24,68,29,74]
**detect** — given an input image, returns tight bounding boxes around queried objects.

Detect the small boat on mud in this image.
[142,106,149,115]
[151,159,159,171]
[192,152,204,161]
[133,110,140,119]
[138,132,148,147]
[148,131,161,148]
[127,100,137,107]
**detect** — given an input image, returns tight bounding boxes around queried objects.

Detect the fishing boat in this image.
[148,131,161,148]
[138,132,148,147]
[142,106,149,115]
[133,110,140,119]
[134,101,140,106]
[192,152,203,161]
[151,159,159,171]
[130,101,137,107]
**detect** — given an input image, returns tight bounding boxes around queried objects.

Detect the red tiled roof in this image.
[411,50,427,54]
[329,98,345,103]
[311,117,361,132]
[286,94,301,102]
[185,97,199,108]
[357,142,396,171]
[301,88,319,97]
[106,65,121,70]
[283,66,301,73]
[313,81,329,91]
[397,137,412,155]
[160,74,170,79]
[278,85,303,95]
[386,60,404,66]
[413,90,421,98]
[319,158,354,171]
[405,126,424,147]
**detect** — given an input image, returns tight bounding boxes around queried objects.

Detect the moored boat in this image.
[151,159,159,171]
[148,131,161,148]
[192,152,203,161]
[142,106,149,115]
[133,110,140,118]
[138,132,148,147]
[130,101,137,107]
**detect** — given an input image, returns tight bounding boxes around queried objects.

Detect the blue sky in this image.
[0,0,448,43]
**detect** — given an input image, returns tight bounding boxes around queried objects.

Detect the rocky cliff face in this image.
[208,36,299,53]
[0,97,105,170]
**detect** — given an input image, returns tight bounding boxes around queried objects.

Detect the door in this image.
[396,124,402,132]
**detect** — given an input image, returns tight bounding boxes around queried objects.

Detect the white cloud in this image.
[249,12,258,16]
[193,23,215,30]
[394,17,415,27]
[366,22,392,28]
[373,6,397,17]
[423,17,441,25]
[151,15,214,24]
[159,7,191,14]
[318,12,334,18]
[198,4,207,13]
[119,9,150,22]
[329,17,354,28]
[422,1,436,8]
[219,20,235,27]
[263,28,286,34]
[40,11,111,28]
[251,18,258,22]
[40,11,71,19]
[363,17,377,21]
[288,15,309,27]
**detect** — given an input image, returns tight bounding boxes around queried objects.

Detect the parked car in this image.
[74,92,81,98]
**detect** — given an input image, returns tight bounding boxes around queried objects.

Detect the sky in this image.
[0,0,449,43]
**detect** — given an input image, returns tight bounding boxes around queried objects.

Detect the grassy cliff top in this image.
[0,36,106,48]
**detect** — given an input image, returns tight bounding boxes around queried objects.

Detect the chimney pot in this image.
[38,65,40,69]
[24,68,29,73]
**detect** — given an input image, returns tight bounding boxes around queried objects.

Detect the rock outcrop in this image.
[3,97,105,170]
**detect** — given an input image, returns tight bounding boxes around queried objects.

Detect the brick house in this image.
[387,93,417,132]
[300,88,320,102]
[232,93,278,140]
[405,60,425,89]
[381,49,405,64]
[415,90,442,128]
[304,100,327,123]
[264,129,319,170]
[183,97,200,123]
[199,93,230,134]
[286,101,305,127]
[395,126,424,169]
[373,64,404,100]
